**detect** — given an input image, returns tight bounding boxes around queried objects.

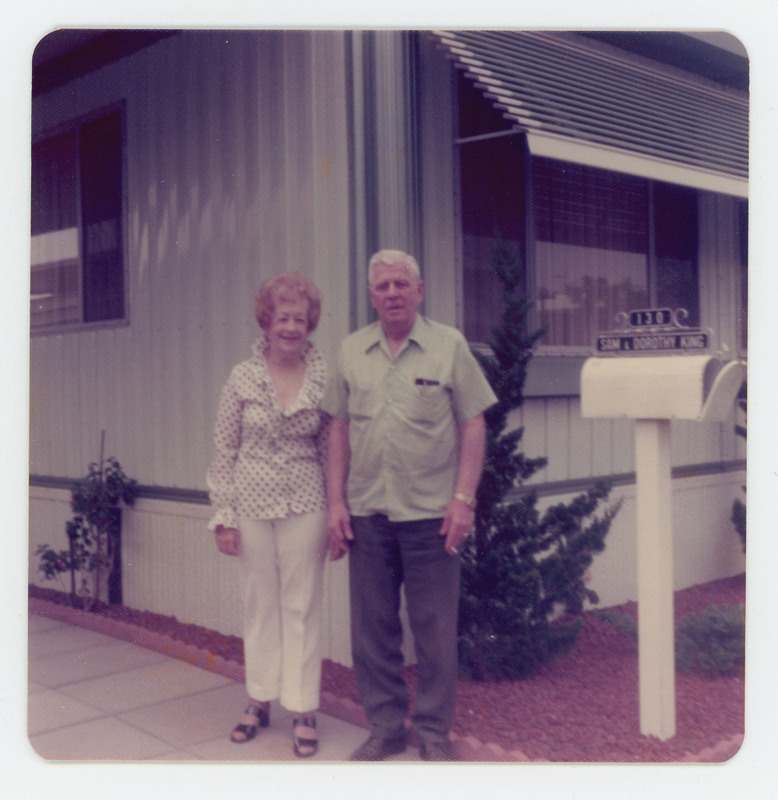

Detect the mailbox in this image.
[581,355,745,421]
[579,350,745,740]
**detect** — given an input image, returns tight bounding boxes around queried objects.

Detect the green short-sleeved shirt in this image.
[322,315,497,521]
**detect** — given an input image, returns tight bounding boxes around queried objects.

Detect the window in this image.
[31,109,125,331]
[652,181,699,327]
[457,69,700,350]
[533,159,649,349]
[457,72,525,344]
[533,159,699,350]
[459,134,526,343]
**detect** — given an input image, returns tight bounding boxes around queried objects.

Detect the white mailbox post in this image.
[581,354,745,739]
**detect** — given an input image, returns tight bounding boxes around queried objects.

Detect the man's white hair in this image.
[368,250,421,285]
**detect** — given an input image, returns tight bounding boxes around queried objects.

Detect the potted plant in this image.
[36,433,137,610]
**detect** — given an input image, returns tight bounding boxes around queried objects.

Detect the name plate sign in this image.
[595,308,709,355]
[597,332,708,353]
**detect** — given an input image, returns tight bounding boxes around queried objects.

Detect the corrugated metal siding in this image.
[29,31,356,663]
[30,31,352,489]
[518,397,744,488]
[698,191,747,360]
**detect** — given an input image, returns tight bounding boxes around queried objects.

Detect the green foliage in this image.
[675,604,745,677]
[592,609,638,641]
[731,498,746,554]
[458,238,621,681]
[731,382,746,553]
[36,448,137,611]
[594,604,745,677]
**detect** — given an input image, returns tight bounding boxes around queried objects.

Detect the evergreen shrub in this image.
[731,382,746,553]
[458,238,621,681]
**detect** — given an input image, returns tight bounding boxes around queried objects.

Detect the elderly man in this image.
[323,249,497,761]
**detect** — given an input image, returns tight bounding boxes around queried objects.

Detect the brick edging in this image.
[28,597,743,763]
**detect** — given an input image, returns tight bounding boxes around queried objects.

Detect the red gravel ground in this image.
[29,573,744,762]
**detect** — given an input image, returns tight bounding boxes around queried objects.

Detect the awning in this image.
[432,30,748,197]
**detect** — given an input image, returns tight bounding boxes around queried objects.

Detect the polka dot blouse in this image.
[206,332,330,530]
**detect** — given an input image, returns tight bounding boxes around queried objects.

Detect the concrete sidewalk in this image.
[27,611,422,762]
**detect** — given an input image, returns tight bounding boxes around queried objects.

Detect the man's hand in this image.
[440,413,485,556]
[214,526,241,556]
[327,502,354,560]
[440,497,473,556]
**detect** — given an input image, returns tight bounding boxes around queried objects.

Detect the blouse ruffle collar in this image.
[250,331,326,415]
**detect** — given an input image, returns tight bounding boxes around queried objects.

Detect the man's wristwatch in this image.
[454,492,477,509]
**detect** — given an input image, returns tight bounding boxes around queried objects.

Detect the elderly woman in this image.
[207,272,329,757]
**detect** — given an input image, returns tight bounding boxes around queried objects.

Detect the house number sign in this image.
[595,308,709,355]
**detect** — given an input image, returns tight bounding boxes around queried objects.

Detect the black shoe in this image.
[349,733,407,761]
[292,715,318,758]
[230,703,270,743]
[418,739,455,761]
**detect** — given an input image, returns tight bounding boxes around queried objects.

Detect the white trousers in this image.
[237,510,328,713]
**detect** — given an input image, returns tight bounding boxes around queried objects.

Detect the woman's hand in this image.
[215,526,241,556]
[327,503,353,561]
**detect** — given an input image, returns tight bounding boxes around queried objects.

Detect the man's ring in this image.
[451,547,459,555]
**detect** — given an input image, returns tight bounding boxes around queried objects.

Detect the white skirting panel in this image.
[29,467,745,666]
[120,499,243,638]
[541,469,746,611]
[28,487,356,665]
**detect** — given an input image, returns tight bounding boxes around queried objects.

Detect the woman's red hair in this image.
[255,272,321,332]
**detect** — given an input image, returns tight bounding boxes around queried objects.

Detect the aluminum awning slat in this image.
[433,30,748,194]
[441,29,746,126]
[468,44,745,149]
[458,35,746,161]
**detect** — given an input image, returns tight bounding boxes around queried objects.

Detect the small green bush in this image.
[594,604,745,678]
[732,497,746,554]
[36,450,137,611]
[675,604,745,677]
[592,609,638,641]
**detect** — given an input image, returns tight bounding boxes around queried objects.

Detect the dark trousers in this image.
[348,514,461,744]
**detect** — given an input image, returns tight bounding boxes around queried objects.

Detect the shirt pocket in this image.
[399,379,451,426]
